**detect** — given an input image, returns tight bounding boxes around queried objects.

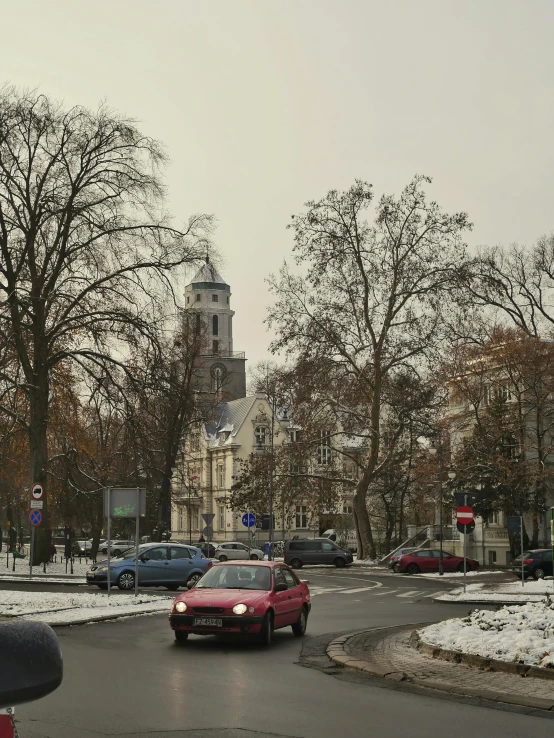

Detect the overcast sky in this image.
[1,1,553,365]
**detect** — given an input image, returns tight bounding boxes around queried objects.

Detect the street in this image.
[15,568,554,738]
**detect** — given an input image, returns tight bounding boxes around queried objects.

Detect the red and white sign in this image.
[456,505,474,524]
[0,708,15,737]
[31,483,44,500]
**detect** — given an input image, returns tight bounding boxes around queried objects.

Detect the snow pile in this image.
[419,570,501,579]
[419,598,554,668]
[0,556,92,578]
[0,590,172,624]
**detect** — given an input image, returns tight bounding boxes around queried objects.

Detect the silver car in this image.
[100,540,135,557]
[214,542,265,561]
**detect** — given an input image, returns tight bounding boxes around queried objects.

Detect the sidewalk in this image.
[436,578,554,604]
[326,625,554,712]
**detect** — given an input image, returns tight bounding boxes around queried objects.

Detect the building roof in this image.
[189,256,229,289]
[205,395,258,447]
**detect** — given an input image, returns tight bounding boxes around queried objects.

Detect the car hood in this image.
[174,588,269,608]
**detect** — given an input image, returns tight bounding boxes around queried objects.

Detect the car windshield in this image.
[196,565,271,590]
[119,547,139,559]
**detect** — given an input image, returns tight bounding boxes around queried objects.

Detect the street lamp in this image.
[429,437,456,576]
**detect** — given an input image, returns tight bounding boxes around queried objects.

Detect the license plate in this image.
[193,617,222,627]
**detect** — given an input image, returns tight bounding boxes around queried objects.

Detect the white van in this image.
[322,529,357,553]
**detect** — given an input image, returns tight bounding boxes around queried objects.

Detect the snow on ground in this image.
[417,570,503,579]
[419,599,554,668]
[0,555,91,578]
[0,590,172,624]
[437,579,554,603]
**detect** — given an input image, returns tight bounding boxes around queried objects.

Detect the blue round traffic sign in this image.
[242,513,256,528]
[30,509,43,526]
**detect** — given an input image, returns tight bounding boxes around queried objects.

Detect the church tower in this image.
[184,257,246,400]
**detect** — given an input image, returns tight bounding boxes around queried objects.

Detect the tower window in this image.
[227,296,229,304]
[212,340,219,353]
[212,294,218,303]
[212,315,219,336]
[196,294,201,302]
[186,296,190,304]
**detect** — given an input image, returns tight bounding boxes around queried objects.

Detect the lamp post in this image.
[189,475,198,545]
[429,436,456,576]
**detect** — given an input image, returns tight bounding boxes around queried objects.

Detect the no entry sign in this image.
[456,505,474,524]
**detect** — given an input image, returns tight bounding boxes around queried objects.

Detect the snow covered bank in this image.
[0,590,172,625]
[419,599,554,669]
[437,579,554,603]
[0,556,91,578]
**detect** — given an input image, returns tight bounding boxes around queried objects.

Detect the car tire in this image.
[97,584,108,590]
[117,571,135,590]
[291,606,308,637]
[186,572,202,588]
[218,555,228,562]
[250,554,259,560]
[290,558,303,569]
[166,585,180,591]
[101,548,107,555]
[534,567,546,580]
[259,611,274,646]
[407,563,420,575]
[457,562,470,573]
[174,631,189,643]
[334,557,346,568]
[392,563,399,573]
[113,550,122,557]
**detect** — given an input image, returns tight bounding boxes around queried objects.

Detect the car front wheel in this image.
[174,631,189,643]
[113,550,122,557]
[259,611,274,646]
[292,606,308,637]
[218,555,228,562]
[392,563,399,573]
[534,567,546,580]
[250,554,259,560]
[290,558,302,569]
[117,571,135,590]
[187,572,202,587]
[334,557,346,568]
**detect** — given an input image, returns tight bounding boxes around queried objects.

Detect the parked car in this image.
[214,542,265,561]
[100,540,135,556]
[196,542,217,558]
[396,549,479,574]
[321,528,357,553]
[389,547,419,572]
[86,543,210,590]
[169,560,311,646]
[284,538,353,568]
[512,549,553,580]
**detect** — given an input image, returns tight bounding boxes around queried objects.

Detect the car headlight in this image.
[232,603,248,615]
[175,602,187,613]
[96,567,107,573]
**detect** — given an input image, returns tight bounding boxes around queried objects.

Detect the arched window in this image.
[212,314,219,336]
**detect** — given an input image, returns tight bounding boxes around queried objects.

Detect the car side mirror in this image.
[0,622,63,710]
[274,582,287,593]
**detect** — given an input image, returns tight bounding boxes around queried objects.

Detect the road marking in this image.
[338,587,378,594]
[372,589,399,596]
[396,590,424,598]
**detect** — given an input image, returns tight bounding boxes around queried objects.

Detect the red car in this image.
[396,548,479,574]
[169,560,311,646]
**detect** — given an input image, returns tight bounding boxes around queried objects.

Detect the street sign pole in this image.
[29,526,34,580]
[520,515,524,588]
[551,507,554,593]
[463,495,467,594]
[134,488,140,598]
[248,510,252,548]
[106,487,111,600]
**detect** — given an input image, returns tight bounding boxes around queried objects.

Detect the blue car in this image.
[86,543,211,591]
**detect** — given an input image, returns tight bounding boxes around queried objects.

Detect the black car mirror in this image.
[0,621,63,710]
[274,582,287,593]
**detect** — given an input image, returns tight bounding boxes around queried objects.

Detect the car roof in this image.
[212,560,277,568]
[139,542,197,550]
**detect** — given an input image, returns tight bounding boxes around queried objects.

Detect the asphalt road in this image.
[15,567,554,738]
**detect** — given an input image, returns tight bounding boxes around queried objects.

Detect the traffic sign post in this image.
[242,512,256,548]
[456,502,474,593]
[28,485,45,580]
[551,508,554,593]
[103,488,146,599]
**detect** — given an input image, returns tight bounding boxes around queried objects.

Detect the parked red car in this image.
[396,549,479,574]
[169,560,311,646]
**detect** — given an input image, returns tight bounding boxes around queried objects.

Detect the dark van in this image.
[284,538,354,568]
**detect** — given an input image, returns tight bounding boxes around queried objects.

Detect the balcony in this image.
[199,350,245,359]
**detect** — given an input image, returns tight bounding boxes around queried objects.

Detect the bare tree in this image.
[0,90,212,562]
[267,177,471,558]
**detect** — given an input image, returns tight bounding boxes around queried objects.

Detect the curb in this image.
[411,630,554,682]
[0,576,86,585]
[325,626,554,712]
[47,608,169,626]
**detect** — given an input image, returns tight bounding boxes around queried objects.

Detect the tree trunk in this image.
[353,487,375,560]
[29,370,50,565]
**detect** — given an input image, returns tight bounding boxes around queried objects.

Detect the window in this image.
[186,296,190,304]
[255,426,267,446]
[212,340,219,353]
[227,296,229,304]
[488,550,497,564]
[196,294,201,302]
[282,569,298,587]
[190,434,200,452]
[322,542,337,552]
[273,568,286,588]
[212,315,219,336]
[295,505,307,528]
[317,430,332,465]
[217,464,225,489]
[170,547,192,560]
[342,504,353,514]
[212,294,219,303]
[212,365,224,392]
[487,512,501,525]
[218,505,225,530]
[144,547,168,561]
[178,508,184,531]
